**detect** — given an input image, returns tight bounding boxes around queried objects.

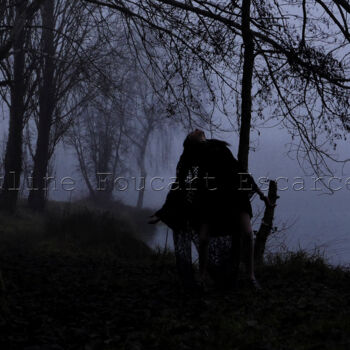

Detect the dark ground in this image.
[0,207,350,350]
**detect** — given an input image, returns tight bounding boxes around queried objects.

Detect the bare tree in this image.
[69,100,129,203]
[127,71,174,209]
[27,0,106,210]
[0,0,27,212]
[68,49,132,203]
[0,0,45,62]
[81,0,350,178]
[27,0,55,211]
[79,0,350,262]
[0,0,95,211]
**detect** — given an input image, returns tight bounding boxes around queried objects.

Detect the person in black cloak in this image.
[149,129,270,289]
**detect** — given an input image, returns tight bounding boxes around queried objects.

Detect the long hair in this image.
[175,134,203,186]
[177,135,232,192]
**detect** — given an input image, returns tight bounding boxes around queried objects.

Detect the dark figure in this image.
[149,129,270,288]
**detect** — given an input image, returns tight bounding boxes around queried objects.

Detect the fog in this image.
[1,0,350,266]
[44,123,350,266]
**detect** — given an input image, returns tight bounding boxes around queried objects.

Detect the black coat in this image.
[155,139,259,233]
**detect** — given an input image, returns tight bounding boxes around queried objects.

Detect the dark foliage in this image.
[0,214,349,349]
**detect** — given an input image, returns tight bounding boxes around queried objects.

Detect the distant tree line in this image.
[0,0,191,212]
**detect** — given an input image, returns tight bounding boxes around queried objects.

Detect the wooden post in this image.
[254,180,279,265]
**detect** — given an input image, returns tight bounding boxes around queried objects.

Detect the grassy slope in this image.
[0,205,349,350]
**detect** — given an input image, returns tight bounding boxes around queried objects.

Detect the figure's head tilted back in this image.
[183,129,206,149]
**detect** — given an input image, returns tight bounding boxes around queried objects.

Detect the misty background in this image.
[1,0,350,265]
[38,124,350,266]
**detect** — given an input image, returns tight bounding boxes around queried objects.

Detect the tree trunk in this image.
[254,180,279,265]
[229,0,255,272]
[136,171,146,209]
[136,147,147,209]
[0,0,45,61]
[28,0,55,211]
[136,126,151,209]
[237,0,255,171]
[0,0,26,213]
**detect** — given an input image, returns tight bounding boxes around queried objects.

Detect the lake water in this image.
[146,199,350,268]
